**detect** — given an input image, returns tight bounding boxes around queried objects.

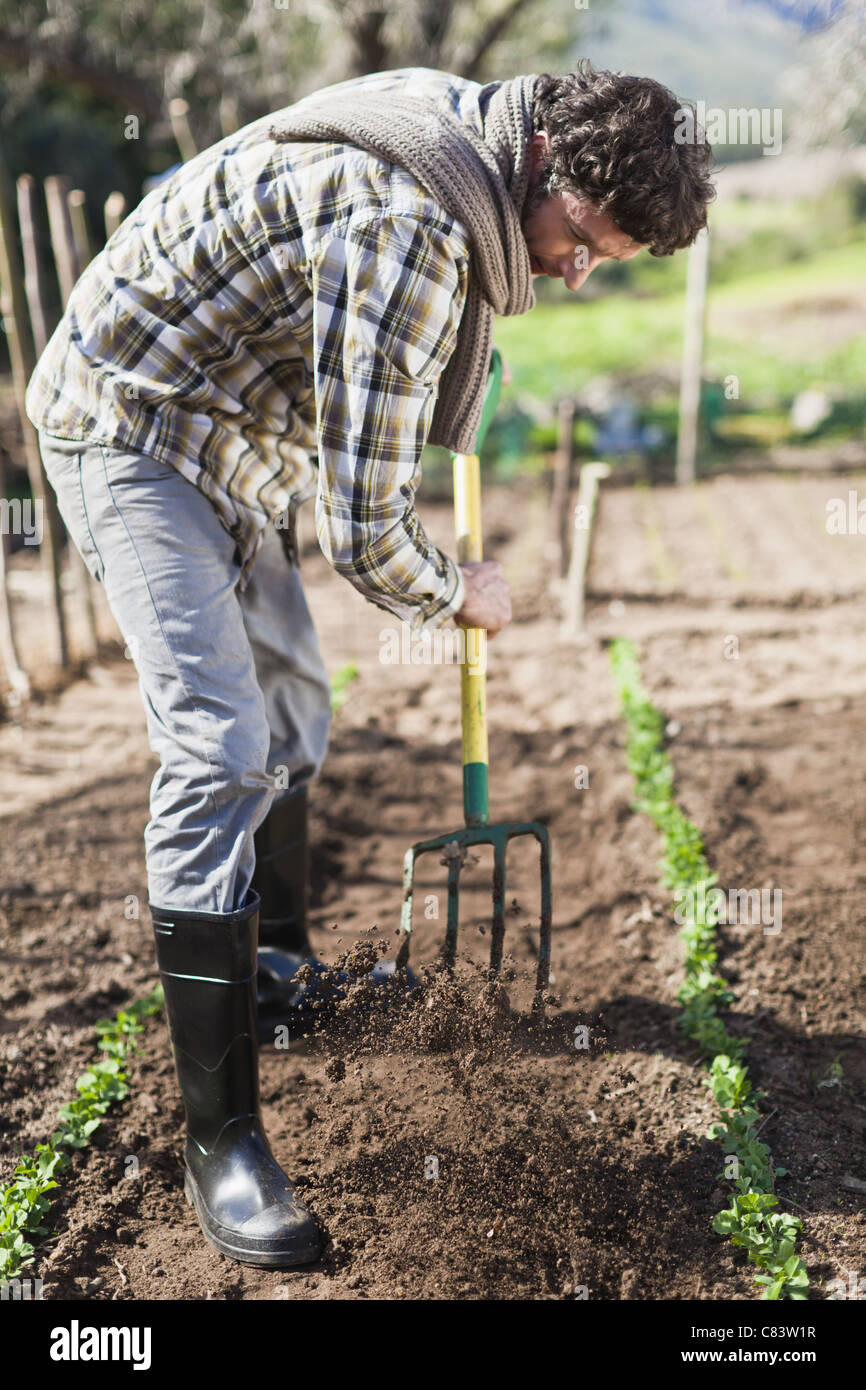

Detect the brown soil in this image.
[1,470,864,1301]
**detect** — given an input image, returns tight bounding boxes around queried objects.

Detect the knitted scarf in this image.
[270,74,538,454]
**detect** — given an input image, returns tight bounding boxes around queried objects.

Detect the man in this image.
[26,62,714,1269]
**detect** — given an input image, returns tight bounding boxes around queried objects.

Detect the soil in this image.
[1,468,864,1301]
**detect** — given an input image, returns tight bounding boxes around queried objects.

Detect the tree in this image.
[0,0,595,151]
[781,0,866,146]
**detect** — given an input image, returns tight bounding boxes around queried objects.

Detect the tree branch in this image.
[457,0,540,80]
[0,30,162,118]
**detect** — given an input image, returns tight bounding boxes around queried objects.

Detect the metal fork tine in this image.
[533,826,553,1015]
[397,845,416,971]
[444,849,461,967]
[489,837,507,974]
[399,819,552,1015]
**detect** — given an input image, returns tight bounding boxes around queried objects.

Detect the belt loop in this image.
[276,503,299,569]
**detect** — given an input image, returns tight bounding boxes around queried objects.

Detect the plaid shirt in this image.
[25,68,495,630]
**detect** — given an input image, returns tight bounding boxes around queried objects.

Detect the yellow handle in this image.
[453,453,488,773]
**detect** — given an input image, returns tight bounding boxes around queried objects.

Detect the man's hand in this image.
[454,561,512,637]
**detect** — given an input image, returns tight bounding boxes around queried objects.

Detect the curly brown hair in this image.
[532,61,716,256]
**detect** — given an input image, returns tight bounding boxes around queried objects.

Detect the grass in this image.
[608,637,809,1301]
[494,240,866,406]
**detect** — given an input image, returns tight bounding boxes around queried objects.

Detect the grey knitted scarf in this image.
[270,74,538,454]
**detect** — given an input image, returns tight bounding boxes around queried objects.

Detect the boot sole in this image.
[183,1169,321,1268]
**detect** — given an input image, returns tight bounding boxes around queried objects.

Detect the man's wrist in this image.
[409,553,466,633]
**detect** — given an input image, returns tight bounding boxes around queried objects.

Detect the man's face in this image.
[522,133,647,290]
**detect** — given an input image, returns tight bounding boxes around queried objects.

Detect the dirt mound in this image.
[273,951,719,1300]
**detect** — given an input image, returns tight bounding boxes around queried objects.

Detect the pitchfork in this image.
[397,349,553,1014]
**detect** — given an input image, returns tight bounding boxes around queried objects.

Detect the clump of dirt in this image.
[307,943,532,1056]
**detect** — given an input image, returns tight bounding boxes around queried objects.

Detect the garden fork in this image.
[397,349,553,1014]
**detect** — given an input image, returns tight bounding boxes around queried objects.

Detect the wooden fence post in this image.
[44,175,100,658]
[44,176,80,304]
[219,94,239,138]
[67,188,94,272]
[0,152,69,672]
[169,98,198,162]
[16,175,52,356]
[551,398,575,578]
[0,449,30,705]
[104,192,127,241]
[676,226,710,486]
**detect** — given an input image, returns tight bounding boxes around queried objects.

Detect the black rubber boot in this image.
[252,785,417,1042]
[252,785,322,1039]
[253,784,311,955]
[150,892,321,1268]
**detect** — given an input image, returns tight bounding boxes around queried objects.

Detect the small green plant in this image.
[609,638,808,1301]
[816,1055,845,1091]
[330,662,359,713]
[713,1194,808,1300]
[0,985,163,1287]
[707,1054,754,1113]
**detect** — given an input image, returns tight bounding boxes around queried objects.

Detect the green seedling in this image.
[609,638,809,1302]
[0,984,163,1288]
[329,662,359,713]
[816,1055,846,1091]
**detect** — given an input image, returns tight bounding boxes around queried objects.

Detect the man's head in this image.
[522,61,715,290]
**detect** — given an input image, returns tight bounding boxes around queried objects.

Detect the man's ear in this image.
[529,131,551,173]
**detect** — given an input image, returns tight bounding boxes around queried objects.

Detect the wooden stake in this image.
[219,94,239,138]
[44,174,101,658]
[16,174,52,356]
[169,98,198,163]
[104,191,127,241]
[676,226,710,486]
[67,188,94,271]
[560,461,611,639]
[551,398,575,578]
[44,175,80,303]
[0,152,69,671]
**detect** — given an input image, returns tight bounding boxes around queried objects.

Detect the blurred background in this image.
[0,0,864,694]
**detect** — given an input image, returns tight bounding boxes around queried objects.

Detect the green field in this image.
[493,238,866,406]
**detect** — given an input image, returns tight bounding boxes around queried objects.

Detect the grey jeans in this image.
[37,430,332,914]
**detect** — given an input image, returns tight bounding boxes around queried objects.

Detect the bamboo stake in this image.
[104,191,127,240]
[168,98,198,163]
[44,175,100,658]
[676,227,710,486]
[16,175,52,356]
[0,152,69,671]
